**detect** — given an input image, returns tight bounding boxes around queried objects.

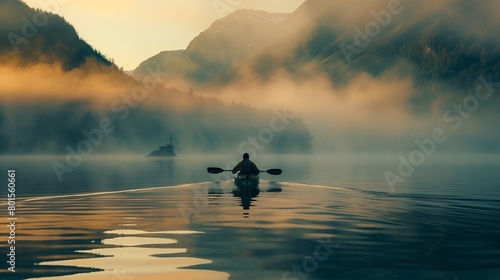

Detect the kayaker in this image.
[232,153,260,175]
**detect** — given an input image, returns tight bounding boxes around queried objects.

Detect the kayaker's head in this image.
[243,153,249,160]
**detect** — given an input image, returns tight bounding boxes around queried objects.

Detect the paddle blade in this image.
[207,167,227,174]
[265,169,282,175]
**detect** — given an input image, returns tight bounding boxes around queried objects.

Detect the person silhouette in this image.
[232,153,260,175]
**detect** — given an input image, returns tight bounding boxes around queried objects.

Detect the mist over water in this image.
[130,0,500,154]
[2,153,498,197]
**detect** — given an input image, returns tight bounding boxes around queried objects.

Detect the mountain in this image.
[130,50,184,80]
[285,0,500,90]
[127,0,500,153]
[131,9,290,85]
[0,1,312,154]
[132,0,500,97]
[0,0,112,70]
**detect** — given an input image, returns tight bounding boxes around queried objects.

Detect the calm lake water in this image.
[0,154,499,280]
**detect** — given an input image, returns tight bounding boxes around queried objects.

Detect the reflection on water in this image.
[13,178,500,280]
[3,155,500,280]
[28,230,228,280]
[207,176,283,215]
[231,181,283,218]
[20,184,232,280]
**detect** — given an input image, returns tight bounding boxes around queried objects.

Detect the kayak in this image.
[234,173,260,188]
[233,173,260,211]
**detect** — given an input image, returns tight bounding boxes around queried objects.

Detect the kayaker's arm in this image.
[251,162,260,174]
[231,162,242,174]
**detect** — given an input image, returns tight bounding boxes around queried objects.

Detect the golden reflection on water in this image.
[21,186,231,280]
[9,157,500,280]
[20,181,361,280]
[29,230,228,280]
[101,236,178,246]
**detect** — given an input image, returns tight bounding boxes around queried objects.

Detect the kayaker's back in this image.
[240,160,253,174]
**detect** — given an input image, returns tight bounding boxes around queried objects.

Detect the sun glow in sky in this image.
[22,0,305,70]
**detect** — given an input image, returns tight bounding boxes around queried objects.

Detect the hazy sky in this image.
[22,0,305,70]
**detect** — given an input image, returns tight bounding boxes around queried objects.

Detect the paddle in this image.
[207,167,230,174]
[207,167,282,175]
[265,169,282,175]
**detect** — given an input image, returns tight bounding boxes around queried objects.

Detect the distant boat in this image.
[146,137,177,157]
